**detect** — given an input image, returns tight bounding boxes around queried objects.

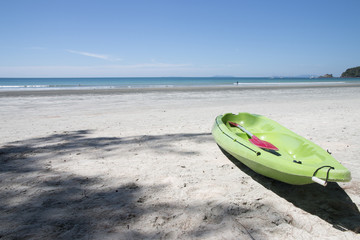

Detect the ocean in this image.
[0,77,359,91]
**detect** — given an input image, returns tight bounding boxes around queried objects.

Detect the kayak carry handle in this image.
[312,176,327,186]
[312,166,334,187]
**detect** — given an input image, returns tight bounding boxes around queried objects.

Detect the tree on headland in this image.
[341,66,360,78]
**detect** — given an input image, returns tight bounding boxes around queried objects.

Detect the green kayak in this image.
[212,112,351,185]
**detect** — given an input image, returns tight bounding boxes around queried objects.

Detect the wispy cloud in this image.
[66,49,122,61]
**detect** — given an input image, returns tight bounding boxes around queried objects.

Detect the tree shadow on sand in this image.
[219,147,360,233]
[0,130,260,239]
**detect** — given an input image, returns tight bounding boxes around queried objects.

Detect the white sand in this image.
[1,86,360,239]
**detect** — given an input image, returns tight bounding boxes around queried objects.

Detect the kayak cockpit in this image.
[223,113,326,166]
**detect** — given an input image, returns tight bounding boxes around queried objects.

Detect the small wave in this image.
[0,86,25,88]
[233,81,346,86]
[0,85,51,88]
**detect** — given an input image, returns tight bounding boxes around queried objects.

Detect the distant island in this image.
[318,74,333,78]
[341,66,360,78]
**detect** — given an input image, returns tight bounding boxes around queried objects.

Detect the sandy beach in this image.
[1,85,360,239]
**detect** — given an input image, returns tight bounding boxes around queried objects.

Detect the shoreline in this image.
[1,81,360,97]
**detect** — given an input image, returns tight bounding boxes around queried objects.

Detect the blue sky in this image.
[0,0,359,77]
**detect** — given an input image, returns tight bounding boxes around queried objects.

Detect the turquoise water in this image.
[0,77,359,90]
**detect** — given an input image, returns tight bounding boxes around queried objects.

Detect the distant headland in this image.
[318,66,360,78]
[341,66,360,78]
